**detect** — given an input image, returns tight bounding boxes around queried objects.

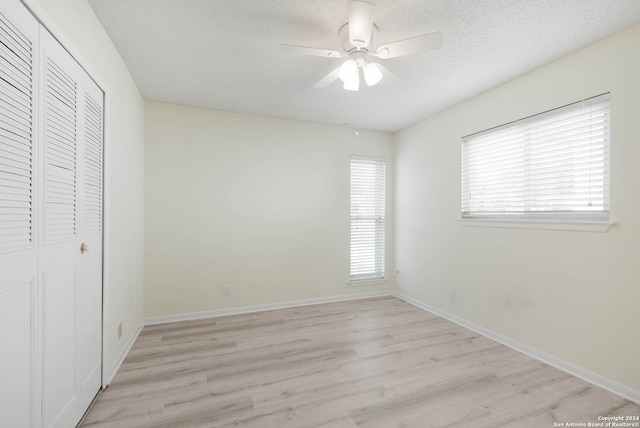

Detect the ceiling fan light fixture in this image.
[339,58,358,83]
[363,62,382,86]
[343,69,360,91]
[282,2,444,91]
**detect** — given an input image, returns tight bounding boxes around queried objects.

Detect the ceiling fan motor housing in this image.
[339,23,378,53]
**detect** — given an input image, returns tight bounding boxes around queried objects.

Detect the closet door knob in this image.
[80,242,88,254]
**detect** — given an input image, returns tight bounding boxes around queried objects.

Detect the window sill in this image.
[458,217,615,232]
[349,277,386,286]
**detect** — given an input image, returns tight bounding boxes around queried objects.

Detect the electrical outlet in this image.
[118,322,123,339]
[223,285,230,296]
[449,291,457,303]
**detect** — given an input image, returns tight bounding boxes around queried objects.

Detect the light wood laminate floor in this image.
[81,297,640,427]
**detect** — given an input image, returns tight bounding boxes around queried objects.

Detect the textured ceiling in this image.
[88,0,640,132]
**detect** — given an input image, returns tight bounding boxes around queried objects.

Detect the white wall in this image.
[145,102,394,317]
[24,0,145,379]
[395,23,640,393]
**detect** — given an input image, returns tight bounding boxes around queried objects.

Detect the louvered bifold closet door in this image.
[0,2,39,428]
[1,4,104,428]
[40,27,103,428]
[40,29,82,428]
[76,73,104,428]
[39,27,76,428]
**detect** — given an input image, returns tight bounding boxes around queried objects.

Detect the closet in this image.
[0,0,104,427]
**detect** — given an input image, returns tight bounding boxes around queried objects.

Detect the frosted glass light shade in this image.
[339,59,358,83]
[343,69,360,91]
[363,62,382,86]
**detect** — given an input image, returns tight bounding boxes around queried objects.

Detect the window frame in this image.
[460,94,613,232]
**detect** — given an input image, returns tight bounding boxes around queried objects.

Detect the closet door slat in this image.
[0,9,33,254]
[43,56,76,244]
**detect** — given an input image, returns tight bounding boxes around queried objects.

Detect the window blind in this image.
[461,94,610,221]
[350,156,385,281]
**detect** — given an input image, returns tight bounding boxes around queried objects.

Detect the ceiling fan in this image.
[281,0,443,91]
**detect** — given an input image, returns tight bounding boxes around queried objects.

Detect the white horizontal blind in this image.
[0,10,34,253]
[462,94,610,221]
[350,156,385,280]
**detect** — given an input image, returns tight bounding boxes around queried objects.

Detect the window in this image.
[461,93,610,226]
[350,156,386,282]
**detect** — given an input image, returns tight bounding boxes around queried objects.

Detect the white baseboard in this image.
[392,291,640,405]
[104,321,144,386]
[144,290,393,325]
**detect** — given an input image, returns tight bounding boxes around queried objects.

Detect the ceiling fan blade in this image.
[280,44,344,58]
[375,31,443,59]
[348,0,375,48]
[313,67,341,88]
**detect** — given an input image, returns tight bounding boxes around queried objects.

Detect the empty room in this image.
[1,0,639,427]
